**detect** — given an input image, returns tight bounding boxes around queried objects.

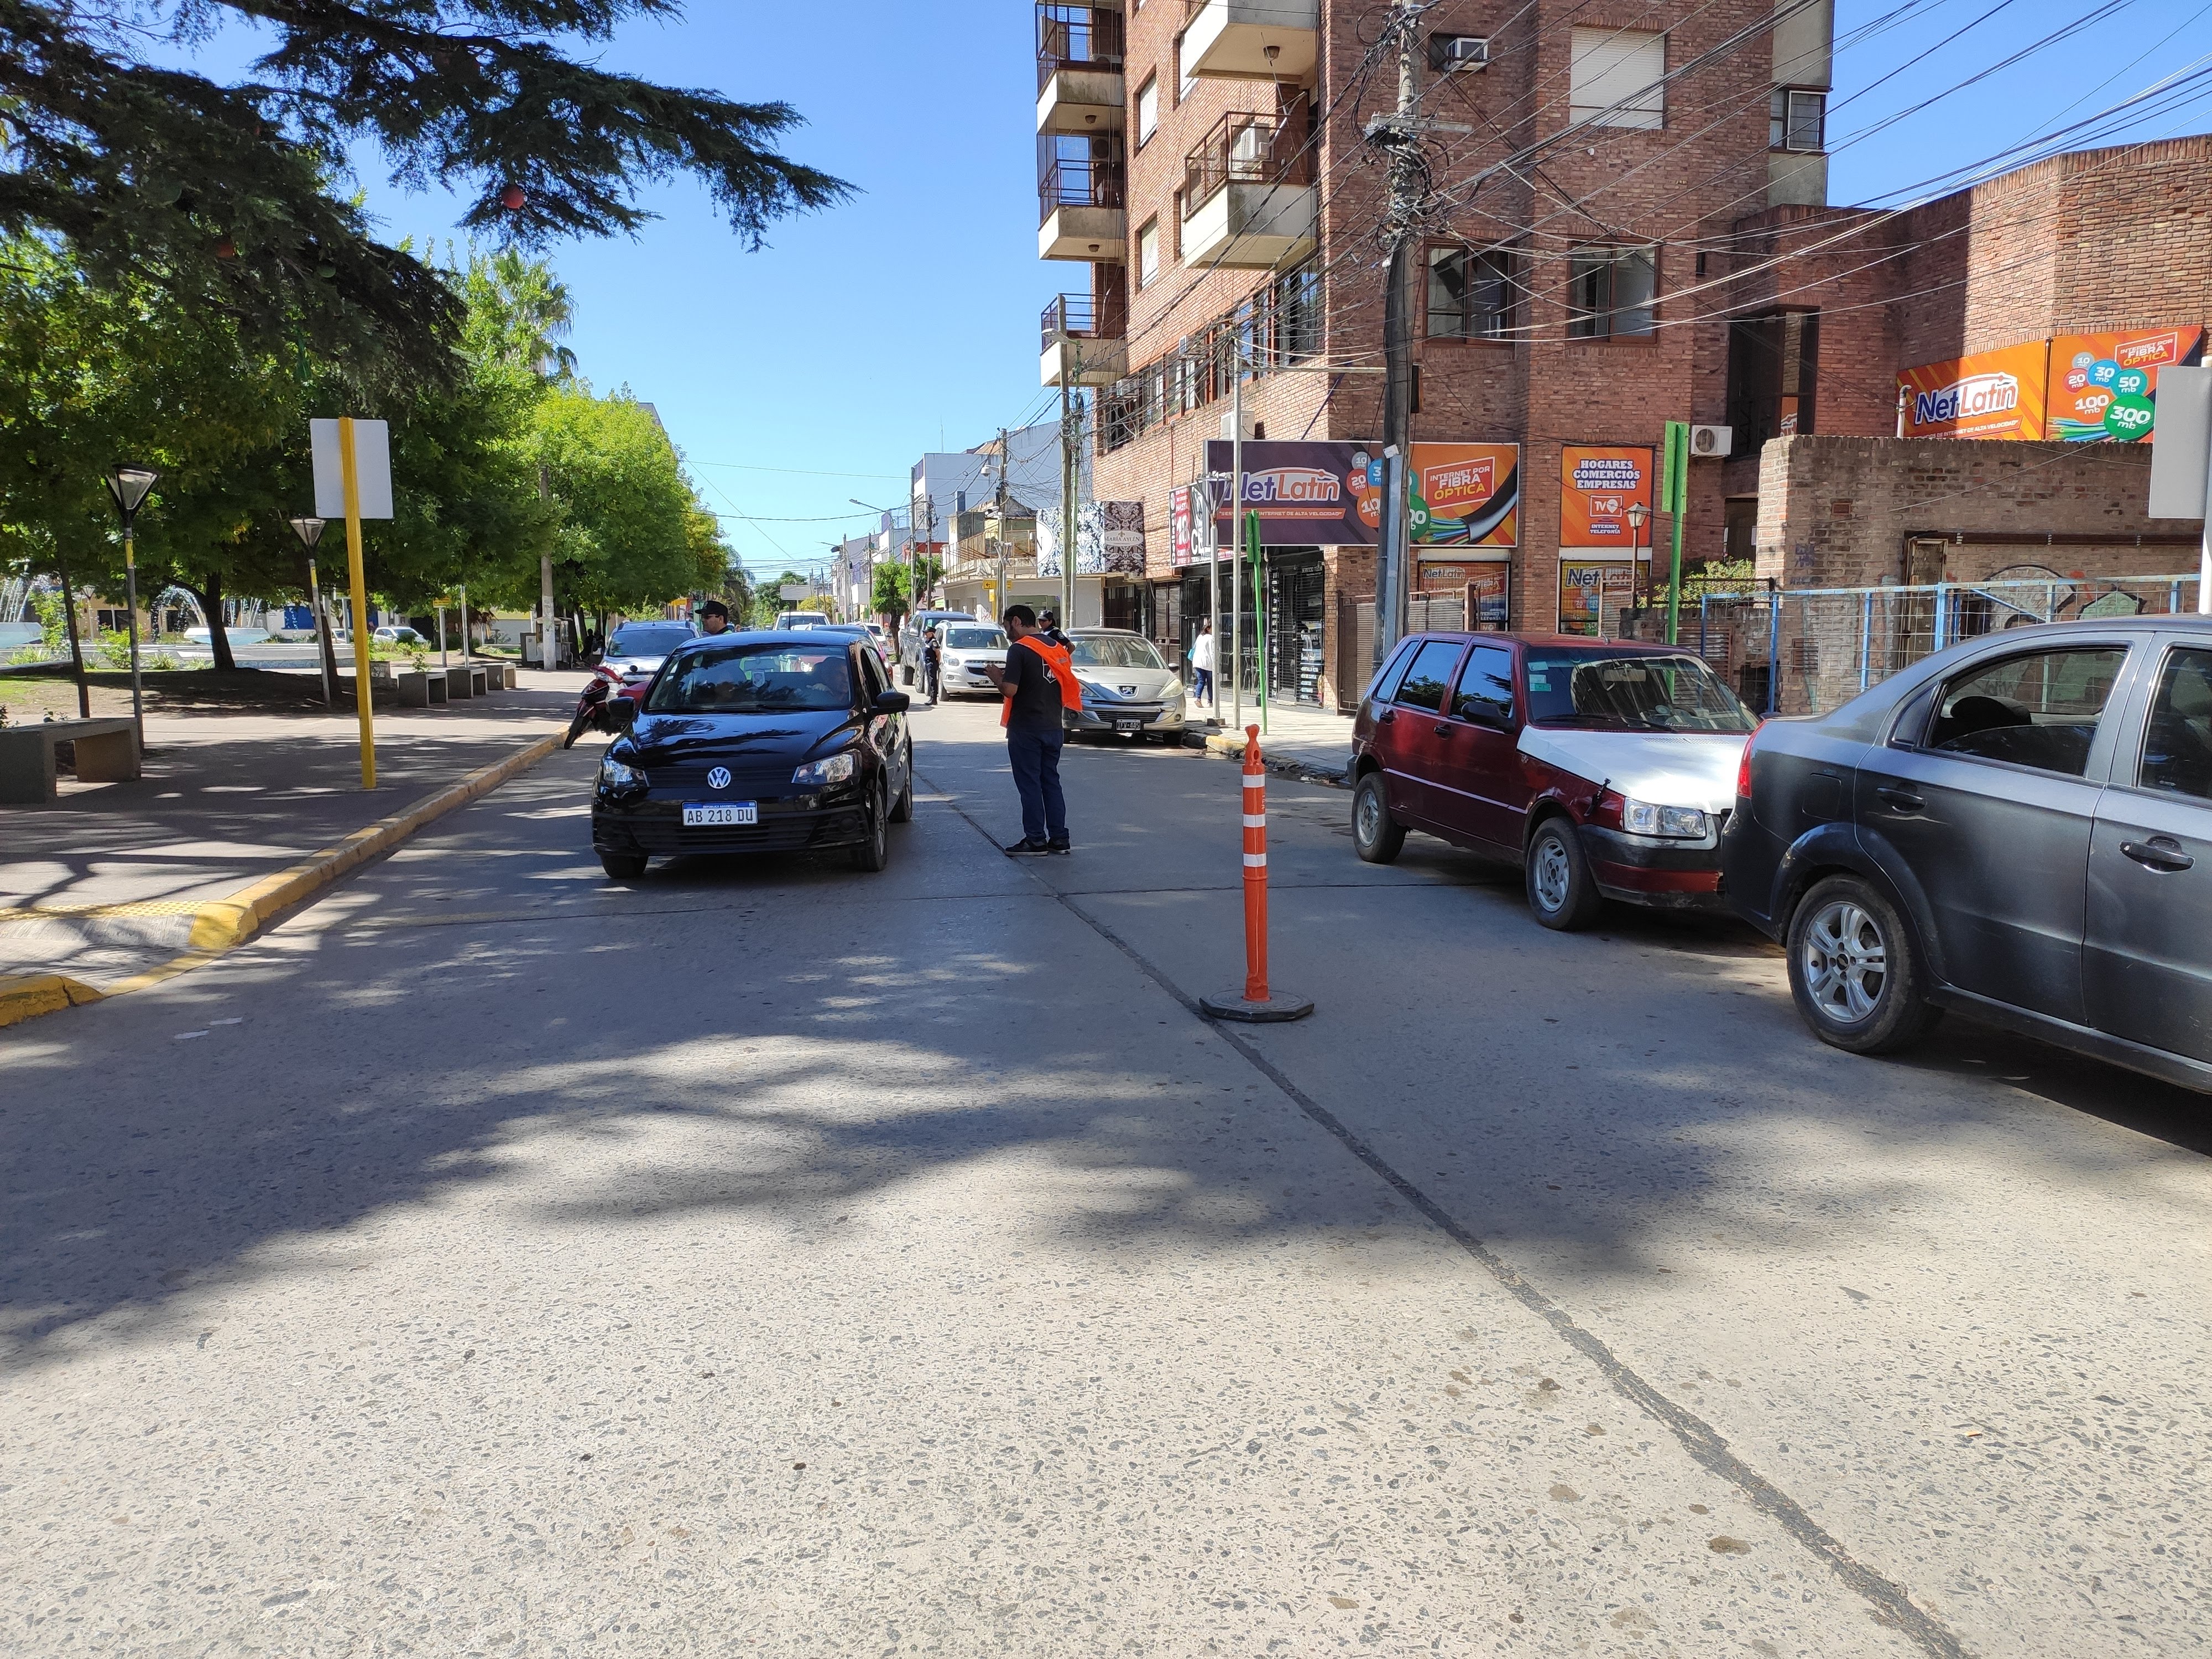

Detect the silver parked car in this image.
[937,623,1010,698]
[596,620,700,695]
[1065,629,1187,742]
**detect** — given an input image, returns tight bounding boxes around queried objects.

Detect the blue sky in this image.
[180,1,2212,578]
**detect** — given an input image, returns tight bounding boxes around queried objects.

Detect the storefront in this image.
[1265,550,1326,704]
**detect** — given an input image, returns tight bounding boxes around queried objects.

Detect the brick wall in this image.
[1752,434,2190,591]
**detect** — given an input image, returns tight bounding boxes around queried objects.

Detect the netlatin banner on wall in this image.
[1204,441,1381,547]
[1897,325,2203,443]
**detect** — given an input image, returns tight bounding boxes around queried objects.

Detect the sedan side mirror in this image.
[608,695,639,727]
[874,689,912,714]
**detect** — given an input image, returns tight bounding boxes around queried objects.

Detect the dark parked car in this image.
[591,630,913,879]
[1723,617,2212,1091]
[1350,633,1760,928]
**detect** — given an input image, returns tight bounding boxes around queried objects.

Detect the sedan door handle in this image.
[1378,708,1396,724]
[1433,723,1453,737]
[2121,837,2195,873]
[1875,785,1924,812]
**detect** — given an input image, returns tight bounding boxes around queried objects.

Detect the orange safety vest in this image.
[1000,633,1084,727]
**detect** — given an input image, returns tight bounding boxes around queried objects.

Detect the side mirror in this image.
[608,696,639,727]
[874,689,912,714]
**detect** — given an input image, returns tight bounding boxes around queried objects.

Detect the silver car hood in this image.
[1073,664,1180,701]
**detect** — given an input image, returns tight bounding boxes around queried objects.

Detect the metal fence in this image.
[1656,573,2203,717]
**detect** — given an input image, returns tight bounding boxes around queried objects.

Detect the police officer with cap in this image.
[698,598,733,635]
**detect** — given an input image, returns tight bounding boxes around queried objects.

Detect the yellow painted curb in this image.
[0,729,562,1030]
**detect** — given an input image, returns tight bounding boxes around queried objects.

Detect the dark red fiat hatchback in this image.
[1349,633,1760,929]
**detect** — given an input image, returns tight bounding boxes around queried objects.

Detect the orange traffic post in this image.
[1202,726,1314,1023]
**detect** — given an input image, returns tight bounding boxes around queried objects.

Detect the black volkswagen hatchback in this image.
[590,629,913,879]
[1723,617,2212,1092]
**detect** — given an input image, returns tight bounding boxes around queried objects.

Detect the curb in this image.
[0,729,563,1030]
[1182,729,1350,791]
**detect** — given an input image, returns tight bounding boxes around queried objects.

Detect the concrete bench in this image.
[480,660,517,690]
[393,670,446,709]
[0,717,140,804]
[445,664,490,700]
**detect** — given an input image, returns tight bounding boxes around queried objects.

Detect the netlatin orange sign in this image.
[1898,340,2050,440]
[2046,327,2203,443]
[1558,445,1655,550]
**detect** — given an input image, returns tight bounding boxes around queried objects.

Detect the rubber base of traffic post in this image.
[0,728,562,1030]
[1199,990,1316,1022]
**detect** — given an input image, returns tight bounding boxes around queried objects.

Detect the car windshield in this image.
[645,641,854,713]
[608,626,692,656]
[943,627,1008,650]
[1524,650,1757,733]
[1070,635,1166,670]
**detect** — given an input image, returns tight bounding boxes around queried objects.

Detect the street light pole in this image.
[289,516,330,706]
[103,465,158,745]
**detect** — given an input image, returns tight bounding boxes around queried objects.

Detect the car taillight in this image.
[1736,721,1764,801]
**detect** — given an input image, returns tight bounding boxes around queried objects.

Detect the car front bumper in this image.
[1578,823,1729,910]
[1072,703,1184,735]
[592,786,869,857]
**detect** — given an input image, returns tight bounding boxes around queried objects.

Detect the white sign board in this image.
[311,418,394,520]
[780,582,811,601]
[2147,365,2212,520]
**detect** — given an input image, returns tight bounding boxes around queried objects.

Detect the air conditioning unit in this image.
[1688,424,1733,458]
[1429,34,1490,74]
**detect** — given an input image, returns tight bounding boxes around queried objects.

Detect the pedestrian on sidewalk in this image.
[1190,620,1215,709]
[982,605,1080,855]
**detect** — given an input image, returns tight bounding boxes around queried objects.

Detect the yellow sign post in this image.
[340,417,377,789]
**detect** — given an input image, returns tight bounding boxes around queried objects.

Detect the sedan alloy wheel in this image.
[1801,899,1885,1022]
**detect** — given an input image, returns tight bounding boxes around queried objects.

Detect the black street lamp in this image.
[289,516,330,706]
[103,465,159,737]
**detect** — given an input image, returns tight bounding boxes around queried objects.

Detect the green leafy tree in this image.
[0,2,851,357]
[531,388,716,615]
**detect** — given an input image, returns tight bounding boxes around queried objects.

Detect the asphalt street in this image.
[4,696,2208,1656]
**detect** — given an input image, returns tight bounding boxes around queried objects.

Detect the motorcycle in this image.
[562,673,620,748]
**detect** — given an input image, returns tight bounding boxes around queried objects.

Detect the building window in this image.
[1135,75,1158,147]
[1427,246,1516,340]
[1137,217,1160,286]
[1171,189,1183,257]
[1176,34,1196,101]
[1568,27,1664,130]
[1726,310,1820,448]
[1771,87,1825,153]
[1567,246,1656,338]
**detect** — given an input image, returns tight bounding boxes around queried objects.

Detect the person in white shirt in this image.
[1188,620,1215,708]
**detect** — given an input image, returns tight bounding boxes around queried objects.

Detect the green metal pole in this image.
[1248,508,1267,734]
[1663,420,1688,645]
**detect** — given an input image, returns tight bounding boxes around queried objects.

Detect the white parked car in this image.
[1065,629,1187,742]
[936,623,1010,698]
[594,620,698,694]
[372,625,427,647]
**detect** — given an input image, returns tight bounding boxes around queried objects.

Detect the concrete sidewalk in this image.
[1187,695,1357,782]
[0,674,581,997]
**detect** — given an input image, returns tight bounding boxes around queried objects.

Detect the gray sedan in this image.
[1724,616,2212,1092]
[1065,629,1188,742]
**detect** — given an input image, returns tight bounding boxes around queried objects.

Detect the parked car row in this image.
[1350,620,2212,1094]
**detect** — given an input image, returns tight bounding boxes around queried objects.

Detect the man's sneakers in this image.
[1004,837,1074,857]
[1045,837,1072,855]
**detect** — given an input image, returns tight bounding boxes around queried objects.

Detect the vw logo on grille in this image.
[706,766,732,791]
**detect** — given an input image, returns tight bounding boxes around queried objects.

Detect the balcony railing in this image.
[1038,3,1126,91]
[1182,111,1313,211]
[1041,286,1129,350]
[1039,158,1126,224]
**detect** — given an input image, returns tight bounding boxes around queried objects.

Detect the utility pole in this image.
[1365,0,1466,668]
[992,425,1010,620]
[536,462,556,670]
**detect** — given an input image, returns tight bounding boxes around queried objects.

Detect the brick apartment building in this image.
[1032,2,2212,711]
[1036,0,1839,707]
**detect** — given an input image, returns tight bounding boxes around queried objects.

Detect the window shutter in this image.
[1568,28,1665,129]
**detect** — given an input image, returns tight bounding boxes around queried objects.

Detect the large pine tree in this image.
[0,1,849,361]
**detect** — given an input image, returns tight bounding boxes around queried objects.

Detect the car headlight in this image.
[792,750,858,786]
[1621,798,1708,838]
[599,755,645,790]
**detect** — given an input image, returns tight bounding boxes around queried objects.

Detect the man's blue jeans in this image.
[1006,723,1067,844]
